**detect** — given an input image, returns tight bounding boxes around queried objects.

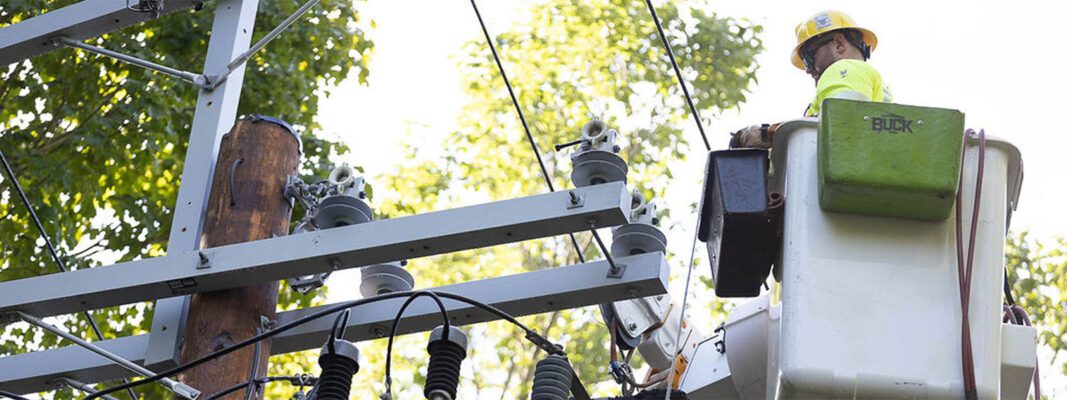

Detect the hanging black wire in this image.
[643,0,712,151]
[203,375,318,400]
[468,0,588,264]
[0,147,139,400]
[383,291,451,397]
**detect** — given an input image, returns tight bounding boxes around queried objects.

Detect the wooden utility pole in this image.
[178,118,300,399]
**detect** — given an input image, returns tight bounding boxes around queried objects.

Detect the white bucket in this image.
[769,119,1022,399]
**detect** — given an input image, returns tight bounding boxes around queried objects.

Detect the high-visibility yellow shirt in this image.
[805,59,892,117]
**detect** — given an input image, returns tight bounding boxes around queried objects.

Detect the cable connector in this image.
[610,360,629,384]
[524,330,565,355]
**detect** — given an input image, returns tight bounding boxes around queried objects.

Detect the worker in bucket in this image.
[730,10,892,148]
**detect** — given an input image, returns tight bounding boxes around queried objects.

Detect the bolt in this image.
[330,259,342,270]
[198,251,209,265]
[569,191,580,205]
[625,319,638,331]
[373,326,386,338]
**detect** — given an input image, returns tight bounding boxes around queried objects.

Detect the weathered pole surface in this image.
[178,118,300,399]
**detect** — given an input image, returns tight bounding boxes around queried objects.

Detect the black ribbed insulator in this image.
[315,342,360,400]
[424,340,466,399]
[531,354,572,400]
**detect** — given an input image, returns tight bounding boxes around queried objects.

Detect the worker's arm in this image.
[729,122,782,149]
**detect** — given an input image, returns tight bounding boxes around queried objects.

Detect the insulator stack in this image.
[424,325,468,400]
[313,339,360,400]
[531,354,573,400]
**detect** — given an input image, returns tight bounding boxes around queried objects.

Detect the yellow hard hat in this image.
[791,10,878,70]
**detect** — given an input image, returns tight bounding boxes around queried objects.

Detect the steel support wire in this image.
[206,0,322,89]
[16,312,201,399]
[58,37,208,88]
[469,0,589,264]
[0,146,140,400]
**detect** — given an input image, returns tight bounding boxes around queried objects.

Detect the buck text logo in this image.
[871,113,913,133]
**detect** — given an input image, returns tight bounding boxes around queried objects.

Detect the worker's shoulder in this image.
[824,59,881,81]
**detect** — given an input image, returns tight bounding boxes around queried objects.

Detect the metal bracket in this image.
[259,315,278,332]
[606,263,627,278]
[712,324,726,354]
[203,0,322,90]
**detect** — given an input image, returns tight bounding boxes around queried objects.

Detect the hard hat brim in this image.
[791,27,878,70]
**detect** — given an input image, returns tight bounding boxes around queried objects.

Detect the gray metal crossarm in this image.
[0,251,669,394]
[0,182,630,319]
[0,0,206,66]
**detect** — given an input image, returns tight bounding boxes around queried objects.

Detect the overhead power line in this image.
[469,0,589,264]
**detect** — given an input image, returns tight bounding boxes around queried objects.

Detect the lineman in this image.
[731,10,892,148]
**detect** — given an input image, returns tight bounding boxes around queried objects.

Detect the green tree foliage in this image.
[321,1,764,398]
[0,1,372,398]
[1007,233,1067,398]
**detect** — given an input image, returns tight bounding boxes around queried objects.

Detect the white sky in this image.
[316,0,1066,396]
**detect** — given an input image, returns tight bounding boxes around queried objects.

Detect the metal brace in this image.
[17,311,202,399]
[56,37,210,89]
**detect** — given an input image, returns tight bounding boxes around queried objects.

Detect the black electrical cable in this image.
[327,308,352,354]
[203,376,318,400]
[0,147,139,400]
[468,0,587,264]
[383,291,451,396]
[643,0,712,152]
[1003,267,1017,306]
[87,290,561,399]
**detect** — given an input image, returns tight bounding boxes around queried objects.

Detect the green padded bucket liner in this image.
[818,98,964,221]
